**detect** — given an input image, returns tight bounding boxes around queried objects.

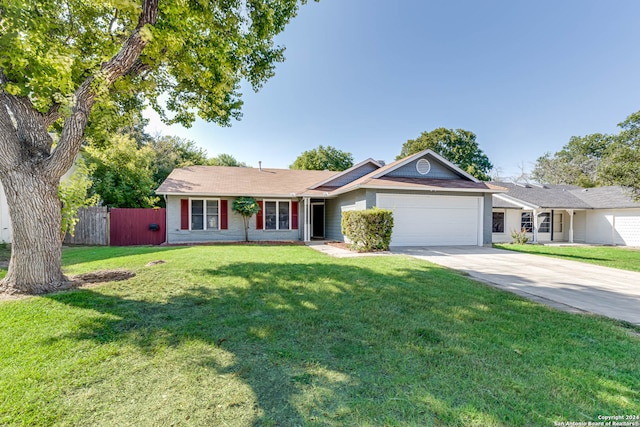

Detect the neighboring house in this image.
[492,182,640,246]
[156,149,505,246]
[0,182,10,243]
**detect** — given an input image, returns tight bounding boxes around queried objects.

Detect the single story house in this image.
[156,149,505,246]
[492,182,640,246]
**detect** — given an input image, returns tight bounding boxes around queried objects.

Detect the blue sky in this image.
[144,0,640,178]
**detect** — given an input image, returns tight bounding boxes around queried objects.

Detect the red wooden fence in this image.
[110,208,166,246]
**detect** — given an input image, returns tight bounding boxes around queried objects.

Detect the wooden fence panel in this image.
[64,206,109,246]
[110,208,166,246]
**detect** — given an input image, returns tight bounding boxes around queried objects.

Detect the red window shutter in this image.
[291,201,299,230]
[256,200,264,230]
[220,200,228,230]
[180,199,189,230]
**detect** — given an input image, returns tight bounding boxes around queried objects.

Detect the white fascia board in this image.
[493,194,539,209]
[360,184,503,193]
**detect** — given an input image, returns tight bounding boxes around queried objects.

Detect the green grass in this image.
[493,243,640,272]
[1,245,639,426]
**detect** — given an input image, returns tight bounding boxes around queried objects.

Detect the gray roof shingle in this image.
[491,182,640,209]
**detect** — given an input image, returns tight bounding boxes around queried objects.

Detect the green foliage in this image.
[494,243,640,272]
[290,145,354,171]
[510,228,530,245]
[0,0,311,130]
[341,208,394,252]
[84,134,159,208]
[208,153,249,167]
[397,128,493,180]
[58,159,100,240]
[532,133,614,186]
[148,135,209,186]
[232,197,261,241]
[600,111,640,200]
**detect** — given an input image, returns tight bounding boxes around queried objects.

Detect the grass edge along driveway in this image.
[1,245,638,426]
[493,243,640,272]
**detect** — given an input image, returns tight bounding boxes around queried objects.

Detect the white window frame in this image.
[538,212,551,233]
[189,198,220,231]
[521,212,533,232]
[262,200,291,231]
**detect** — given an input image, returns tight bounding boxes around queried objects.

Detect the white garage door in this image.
[376,194,482,246]
[614,211,640,246]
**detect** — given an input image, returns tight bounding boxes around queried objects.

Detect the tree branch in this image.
[45,0,159,179]
[42,103,61,128]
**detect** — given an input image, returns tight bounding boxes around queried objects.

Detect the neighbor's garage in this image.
[376,193,483,246]
[613,210,640,246]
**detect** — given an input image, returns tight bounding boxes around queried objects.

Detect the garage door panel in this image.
[377,194,480,246]
[614,213,640,246]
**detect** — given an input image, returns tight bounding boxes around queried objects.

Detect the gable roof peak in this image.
[372,149,480,183]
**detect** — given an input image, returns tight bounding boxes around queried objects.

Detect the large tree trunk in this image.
[0,0,158,295]
[0,170,69,294]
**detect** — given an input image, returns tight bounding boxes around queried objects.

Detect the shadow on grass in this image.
[46,261,639,426]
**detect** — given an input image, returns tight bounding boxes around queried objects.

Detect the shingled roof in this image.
[156,166,336,197]
[492,182,640,209]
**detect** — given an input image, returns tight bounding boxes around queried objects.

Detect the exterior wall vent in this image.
[416,158,431,175]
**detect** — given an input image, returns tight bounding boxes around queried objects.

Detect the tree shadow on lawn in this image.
[46,261,639,426]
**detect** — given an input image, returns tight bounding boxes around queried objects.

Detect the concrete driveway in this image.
[392,246,640,325]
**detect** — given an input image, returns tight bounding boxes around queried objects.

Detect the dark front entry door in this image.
[312,204,324,238]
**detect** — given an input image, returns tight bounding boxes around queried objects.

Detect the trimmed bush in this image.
[341,207,394,252]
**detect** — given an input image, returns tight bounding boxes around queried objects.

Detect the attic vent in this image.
[416,159,431,175]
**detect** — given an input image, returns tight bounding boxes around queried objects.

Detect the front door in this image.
[311,204,325,238]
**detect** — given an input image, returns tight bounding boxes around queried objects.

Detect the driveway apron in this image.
[392,246,640,325]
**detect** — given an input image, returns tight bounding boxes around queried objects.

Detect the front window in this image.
[264,201,290,230]
[538,213,550,233]
[492,212,505,233]
[521,212,533,232]
[191,199,219,230]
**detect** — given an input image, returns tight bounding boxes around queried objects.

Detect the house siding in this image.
[0,182,10,243]
[320,163,380,187]
[165,195,302,243]
[324,190,367,241]
[584,208,640,246]
[573,211,587,243]
[386,156,462,180]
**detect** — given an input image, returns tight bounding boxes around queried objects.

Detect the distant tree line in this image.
[532,110,640,198]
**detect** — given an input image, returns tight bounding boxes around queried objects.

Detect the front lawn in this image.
[1,245,638,426]
[493,243,640,272]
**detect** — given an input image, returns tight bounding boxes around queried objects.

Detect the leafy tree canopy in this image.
[531,133,614,187]
[149,135,209,185]
[0,0,311,293]
[531,110,640,199]
[84,134,159,208]
[208,153,249,167]
[290,145,353,171]
[600,111,640,199]
[397,128,493,181]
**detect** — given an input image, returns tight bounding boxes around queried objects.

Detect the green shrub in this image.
[510,228,530,244]
[341,207,394,252]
